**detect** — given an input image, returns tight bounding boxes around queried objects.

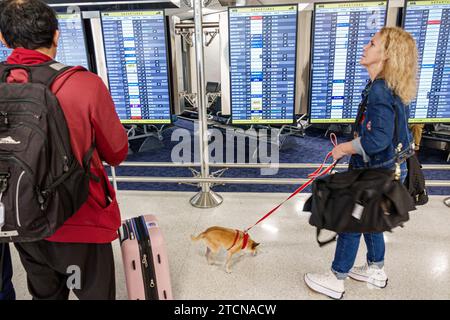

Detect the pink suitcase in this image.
[119,215,173,300]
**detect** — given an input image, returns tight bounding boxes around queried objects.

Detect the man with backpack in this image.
[0,0,128,299]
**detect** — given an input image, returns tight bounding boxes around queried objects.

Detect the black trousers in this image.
[0,244,16,300]
[14,241,116,300]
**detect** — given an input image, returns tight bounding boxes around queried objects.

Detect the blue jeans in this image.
[332,233,385,279]
[0,244,16,300]
[331,165,407,280]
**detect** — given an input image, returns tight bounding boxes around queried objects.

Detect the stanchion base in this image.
[190,190,223,208]
[444,197,450,207]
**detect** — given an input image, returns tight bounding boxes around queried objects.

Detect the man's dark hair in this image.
[0,0,58,50]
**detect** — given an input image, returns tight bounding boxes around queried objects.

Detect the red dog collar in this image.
[242,232,249,250]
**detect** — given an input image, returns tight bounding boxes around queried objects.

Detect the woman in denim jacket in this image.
[304,27,417,299]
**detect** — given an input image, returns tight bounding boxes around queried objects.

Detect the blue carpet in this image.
[111,119,449,195]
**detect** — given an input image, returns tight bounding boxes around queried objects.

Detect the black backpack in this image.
[0,61,94,242]
[404,154,428,206]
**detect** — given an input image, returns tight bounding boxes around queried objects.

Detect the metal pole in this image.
[190,0,223,208]
[194,0,209,194]
[108,161,450,170]
[109,176,450,187]
[175,22,220,29]
[111,166,118,192]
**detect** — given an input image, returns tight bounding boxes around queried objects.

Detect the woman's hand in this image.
[331,141,356,162]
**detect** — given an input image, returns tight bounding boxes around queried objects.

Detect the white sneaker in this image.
[349,263,388,288]
[304,271,345,300]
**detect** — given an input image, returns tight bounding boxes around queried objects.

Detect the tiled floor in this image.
[11,191,450,300]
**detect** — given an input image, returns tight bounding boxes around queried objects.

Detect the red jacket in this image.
[6,48,128,243]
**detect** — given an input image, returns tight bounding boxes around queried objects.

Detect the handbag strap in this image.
[353,81,372,135]
[354,79,400,143]
[316,229,338,247]
[353,79,406,179]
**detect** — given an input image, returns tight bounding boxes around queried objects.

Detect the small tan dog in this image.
[191,226,260,273]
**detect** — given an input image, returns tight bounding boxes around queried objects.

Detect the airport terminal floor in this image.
[11,191,450,300]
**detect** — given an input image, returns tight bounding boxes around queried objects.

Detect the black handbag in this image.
[303,167,416,246]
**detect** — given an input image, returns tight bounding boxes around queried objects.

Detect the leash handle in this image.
[307,133,338,179]
[244,134,339,234]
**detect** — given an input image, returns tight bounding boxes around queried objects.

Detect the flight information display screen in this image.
[228,5,298,124]
[309,1,388,123]
[0,42,9,62]
[0,13,89,69]
[56,13,89,68]
[404,0,450,123]
[101,10,171,124]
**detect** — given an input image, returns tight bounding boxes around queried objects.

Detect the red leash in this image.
[242,134,339,236]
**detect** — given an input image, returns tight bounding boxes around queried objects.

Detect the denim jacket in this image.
[350,79,414,171]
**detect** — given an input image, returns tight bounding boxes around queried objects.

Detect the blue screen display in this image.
[309,1,387,123]
[404,0,450,123]
[229,5,298,124]
[101,10,171,124]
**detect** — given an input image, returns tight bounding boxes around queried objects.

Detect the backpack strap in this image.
[34,63,100,184]
[29,61,74,87]
[82,142,100,183]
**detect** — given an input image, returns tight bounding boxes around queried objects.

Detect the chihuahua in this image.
[191,226,260,273]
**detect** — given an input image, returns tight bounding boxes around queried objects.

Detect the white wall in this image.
[203,13,222,84]
[186,12,223,97]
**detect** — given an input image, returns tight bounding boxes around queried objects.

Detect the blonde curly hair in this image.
[378,27,418,105]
